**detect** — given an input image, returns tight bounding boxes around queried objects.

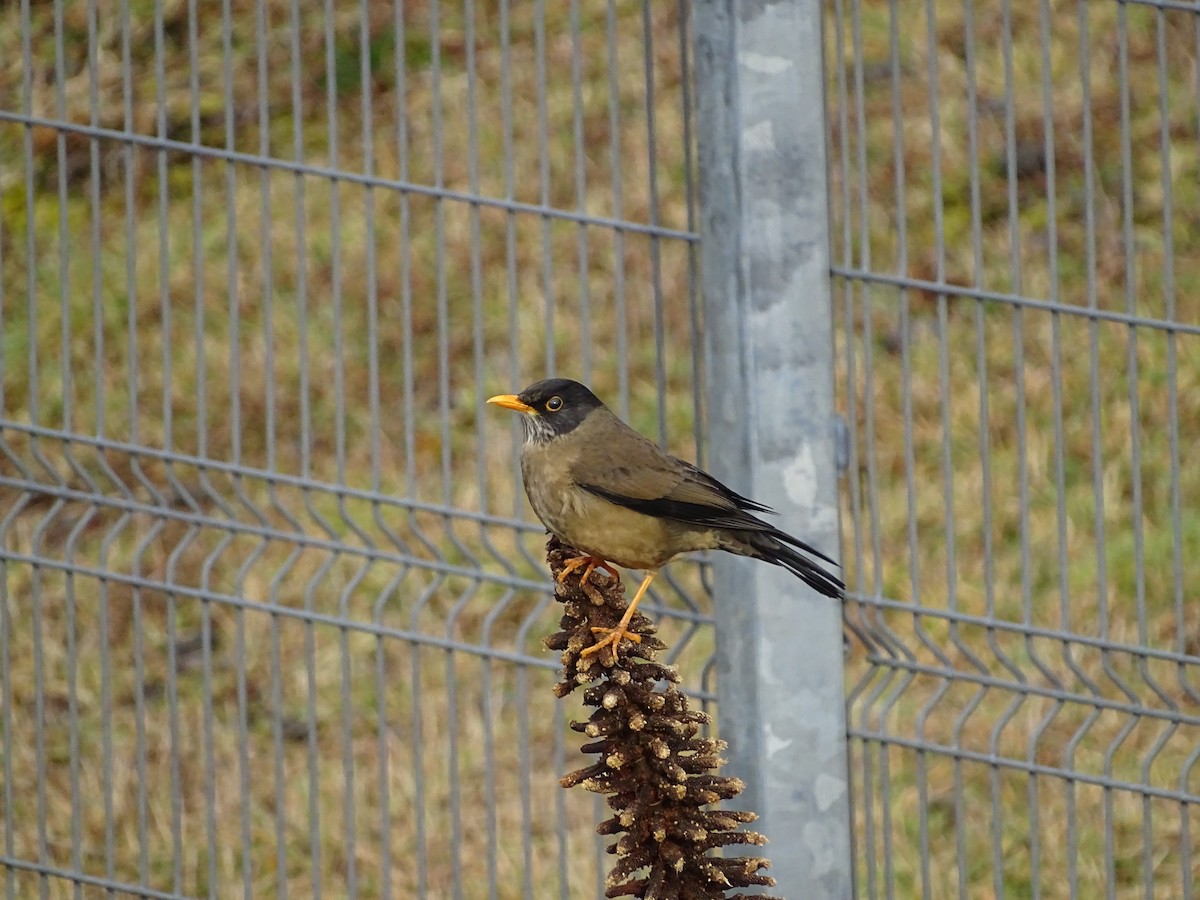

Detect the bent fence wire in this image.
[3,0,1199,898]
[830,1,1200,898]
[0,1,705,897]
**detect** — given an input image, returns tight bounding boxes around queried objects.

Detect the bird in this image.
[488,378,844,658]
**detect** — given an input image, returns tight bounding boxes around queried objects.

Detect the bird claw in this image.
[581,624,642,658]
[557,555,619,587]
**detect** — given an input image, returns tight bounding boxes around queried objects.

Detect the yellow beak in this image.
[487,394,535,414]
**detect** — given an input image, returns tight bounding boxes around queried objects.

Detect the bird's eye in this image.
[545,396,563,411]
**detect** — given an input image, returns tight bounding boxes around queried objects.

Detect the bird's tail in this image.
[723,530,845,599]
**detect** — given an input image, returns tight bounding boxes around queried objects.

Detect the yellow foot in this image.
[580,624,643,658]
[557,555,619,586]
[577,569,657,659]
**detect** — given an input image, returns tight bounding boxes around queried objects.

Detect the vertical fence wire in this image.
[0,1,706,897]
[8,0,1196,897]
[830,0,1200,897]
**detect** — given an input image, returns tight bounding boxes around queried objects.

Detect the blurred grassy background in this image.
[830,1,1200,897]
[1,0,1198,897]
[1,1,704,897]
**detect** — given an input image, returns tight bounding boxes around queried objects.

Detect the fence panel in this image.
[829,1,1200,897]
[0,2,707,897]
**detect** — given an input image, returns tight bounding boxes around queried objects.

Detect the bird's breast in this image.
[520,440,691,570]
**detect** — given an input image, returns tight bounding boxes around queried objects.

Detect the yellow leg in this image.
[580,569,658,658]
[557,555,619,585]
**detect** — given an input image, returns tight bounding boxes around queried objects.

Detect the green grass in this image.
[2,0,1199,897]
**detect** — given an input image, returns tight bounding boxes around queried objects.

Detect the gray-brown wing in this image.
[566,410,778,532]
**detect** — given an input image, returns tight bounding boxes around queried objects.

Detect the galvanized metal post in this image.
[694,0,852,896]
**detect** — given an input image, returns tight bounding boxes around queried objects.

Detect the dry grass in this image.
[829,1,1200,896]
[1,1,703,897]
[1,0,1198,897]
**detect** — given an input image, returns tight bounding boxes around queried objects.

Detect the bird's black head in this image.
[488,378,605,444]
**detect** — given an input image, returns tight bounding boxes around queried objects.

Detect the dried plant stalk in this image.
[543,536,781,899]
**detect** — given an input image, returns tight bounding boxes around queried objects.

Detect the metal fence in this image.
[0,0,708,897]
[829,1,1200,898]
[2,0,1198,899]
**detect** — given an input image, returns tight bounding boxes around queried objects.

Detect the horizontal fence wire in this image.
[0,0,708,897]
[829,0,1200,898]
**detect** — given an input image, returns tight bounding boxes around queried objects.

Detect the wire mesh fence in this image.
[830,0,1200,897]
[5,0,1200,898]
[0,0,708,897]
